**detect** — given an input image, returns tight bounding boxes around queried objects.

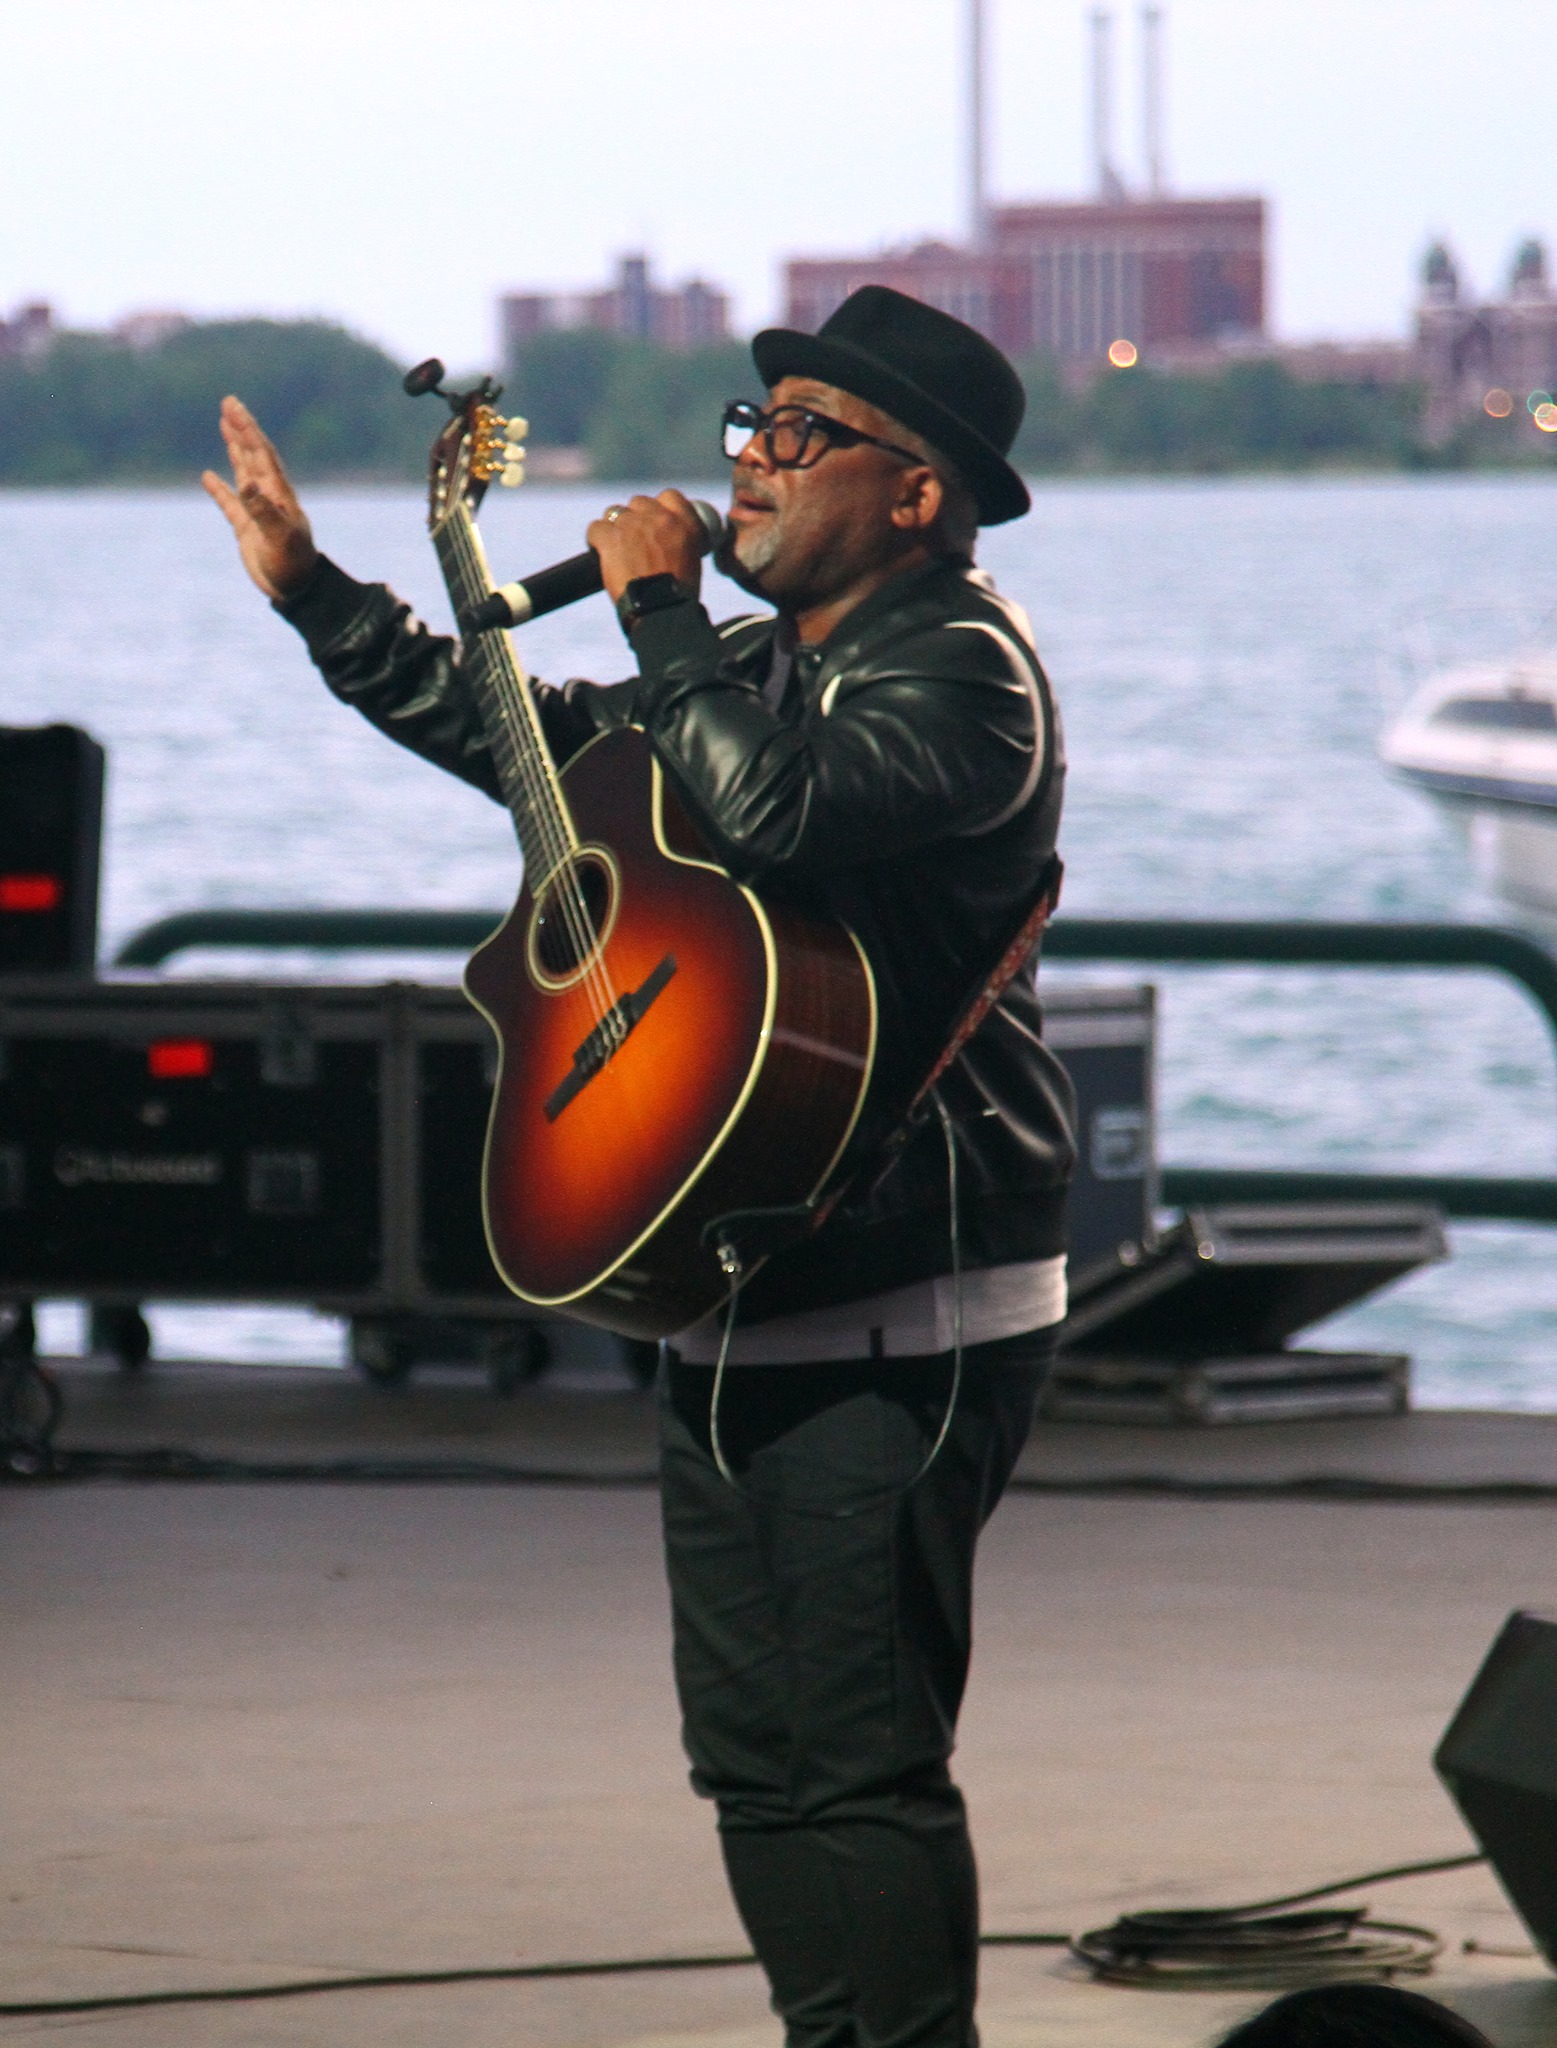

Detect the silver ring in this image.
[605,506,623,523]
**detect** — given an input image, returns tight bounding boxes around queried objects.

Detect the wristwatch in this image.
[617,573,695,633]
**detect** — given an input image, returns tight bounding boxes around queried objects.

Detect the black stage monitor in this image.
[1064,1202,1446,1356]
[1436,1609,1557,1970]
[0,724,104,974]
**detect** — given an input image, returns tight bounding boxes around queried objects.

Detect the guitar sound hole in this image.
[533,857,614,979]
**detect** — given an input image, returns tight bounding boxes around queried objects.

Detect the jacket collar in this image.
[808,553,975,660]
[721,553,979,687]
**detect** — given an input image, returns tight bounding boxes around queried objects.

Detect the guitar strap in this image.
[903,850,1063,1127]
[704,850,1063,1278]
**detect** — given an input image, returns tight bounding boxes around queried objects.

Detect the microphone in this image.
[465,499,726,634]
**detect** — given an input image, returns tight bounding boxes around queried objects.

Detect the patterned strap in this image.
[908,852,1063,1117]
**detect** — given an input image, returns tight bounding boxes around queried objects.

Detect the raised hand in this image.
[201,396,320,601]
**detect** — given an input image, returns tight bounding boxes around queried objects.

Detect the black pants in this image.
[659,1330,1054,2048]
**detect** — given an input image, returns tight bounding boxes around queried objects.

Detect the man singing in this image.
[206,285,1075,2048]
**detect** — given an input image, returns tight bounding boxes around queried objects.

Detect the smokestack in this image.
[1141,4,1166,195]
[969,0,988,241]
[1090,9,1126,201]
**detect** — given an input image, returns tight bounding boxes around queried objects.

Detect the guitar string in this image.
[444,503,620,1030]
[455,519,621,1034]
[457,452,627,1031]
[444,462,622,1040]
[445,523,603,1042]
[443,505,569,882]
[444,501,608,1017]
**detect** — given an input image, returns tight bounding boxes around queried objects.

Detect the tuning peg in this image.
[505,415,529,440]
[500,461,526,488]
[403,357,446,398]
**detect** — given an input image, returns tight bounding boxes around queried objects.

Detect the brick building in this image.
[499,254,730,357]
[1416,239,1557,444]
[784,195,1265,367]
[783,5,1264,370]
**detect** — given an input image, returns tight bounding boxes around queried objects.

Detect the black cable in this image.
[1184,1851,1487,1916]
[0,1951,761,2019]
[703,1090,966,1521]
[0,1853,1484,2017]
[31,1451,1557,1502]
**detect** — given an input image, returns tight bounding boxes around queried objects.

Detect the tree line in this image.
[0,316,1547,486]
[512,328,1442,479]
[0,320,429,484]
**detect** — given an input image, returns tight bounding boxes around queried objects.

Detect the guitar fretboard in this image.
[432,505,576,884]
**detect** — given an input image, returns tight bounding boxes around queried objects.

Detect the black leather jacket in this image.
[278,550,1075,1322]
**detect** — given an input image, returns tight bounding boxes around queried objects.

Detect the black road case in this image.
[0,974,1158,1378]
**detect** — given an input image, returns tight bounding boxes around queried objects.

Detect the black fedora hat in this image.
[751,285,1030,525]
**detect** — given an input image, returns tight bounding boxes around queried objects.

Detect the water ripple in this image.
[7,477,1555,1399]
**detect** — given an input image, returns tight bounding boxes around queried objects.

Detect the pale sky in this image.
[0,0,1549,369]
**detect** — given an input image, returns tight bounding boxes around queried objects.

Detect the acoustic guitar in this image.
[407,363,877,1341]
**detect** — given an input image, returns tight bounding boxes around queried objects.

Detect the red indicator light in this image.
[147,1039,214,1080]
[0,873,63,912]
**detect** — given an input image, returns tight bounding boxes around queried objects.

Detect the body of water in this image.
[5,474,1555,1404]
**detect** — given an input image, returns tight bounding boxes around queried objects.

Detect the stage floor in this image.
[35,1352,1557,1492]
[3,1367,1556,2046]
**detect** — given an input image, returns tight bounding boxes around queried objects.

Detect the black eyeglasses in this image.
[720,399,924,470]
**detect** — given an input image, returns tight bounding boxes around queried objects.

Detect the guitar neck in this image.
[432,505,576,881]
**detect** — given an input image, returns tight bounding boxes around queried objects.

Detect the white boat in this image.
[1379,653,1557,912]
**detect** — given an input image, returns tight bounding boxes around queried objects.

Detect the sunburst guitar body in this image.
[406,361,877,1339]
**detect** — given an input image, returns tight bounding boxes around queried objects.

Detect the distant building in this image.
[499,254,731,356]
[997,196,1264,357]
[112,310,194,351]
[1416,238,1557,444]
[786,2,1264,369]
[785,196,1266,367]
[0,302,54,361]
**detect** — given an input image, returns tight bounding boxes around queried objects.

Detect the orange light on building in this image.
[1536,403,1557,434]
[1107,338,1139,368]
[1483,388,1515,418]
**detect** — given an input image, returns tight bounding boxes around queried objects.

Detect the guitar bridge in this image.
[543,954,677,1123]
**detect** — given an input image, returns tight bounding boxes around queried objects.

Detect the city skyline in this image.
[0,0,1549,368]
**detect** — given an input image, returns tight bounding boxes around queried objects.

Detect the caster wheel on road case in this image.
[350,1318,417,1388]
[484,1324,550,1398]
[1,1355,62,1476]
[90,1305,152,1372]
[0,1303,37,1365]
[622,1339,661,1390]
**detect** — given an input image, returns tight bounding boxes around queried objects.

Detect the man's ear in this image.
[889,464,944,534]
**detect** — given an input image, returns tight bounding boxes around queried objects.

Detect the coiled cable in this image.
[1064,1852,1486,1990]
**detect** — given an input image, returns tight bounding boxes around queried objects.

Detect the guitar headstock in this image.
[404,359,529,533]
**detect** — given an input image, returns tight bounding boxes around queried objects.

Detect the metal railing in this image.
[114,907,503,967]
[112,909,1557,1225]
[1042,919,1557,1224]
